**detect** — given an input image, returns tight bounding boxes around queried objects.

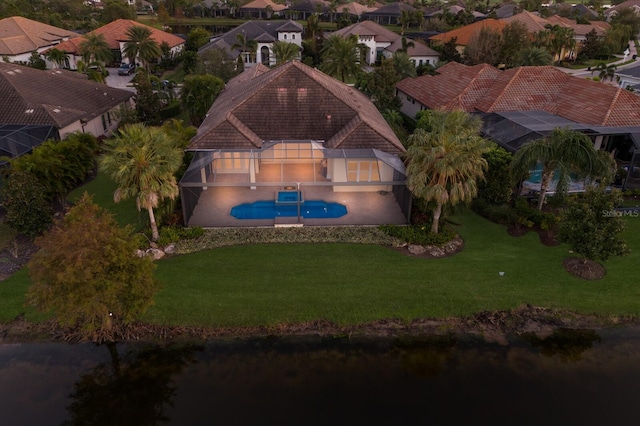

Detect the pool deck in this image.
[185,163,408,227]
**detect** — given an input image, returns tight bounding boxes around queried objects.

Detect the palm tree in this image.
[45,48,66,68]
[511,128,615,210]
[518,46,553,66]
[592,62,617,83]
[399,10,412,35]
[99,123,184,241]
[397,37,415,54]
[405,110,489,234]
[78,33,113,65]
[320,34,363,82]
[123,25,162,70]
[272,41,300,65]
[231,33,258,65]
[392,52,416,79]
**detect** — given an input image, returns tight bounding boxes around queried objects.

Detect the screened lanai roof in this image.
[0,124,56,160]
[478,111,640,152]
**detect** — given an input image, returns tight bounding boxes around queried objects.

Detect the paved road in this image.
[560,39,639,80]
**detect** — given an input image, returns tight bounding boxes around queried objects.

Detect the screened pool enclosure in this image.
[180,141,411,227]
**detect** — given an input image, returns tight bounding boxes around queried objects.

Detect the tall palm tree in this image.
[231,33,258,65]
[78,33,113,65]
[511,128,615,210]
[397,36,415,54]
[272,41,300,65]
[99,123,184,241]
[518,46,553,66]
[405,110,489,234]
[320,34,363,82]
[45,48,66,68]
[123,25,162,70]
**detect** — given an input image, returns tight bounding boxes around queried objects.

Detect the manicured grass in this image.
[141,209,640,327]
[2,208,639,326]
[67,172,145,230]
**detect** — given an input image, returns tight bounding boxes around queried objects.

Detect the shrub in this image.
[159,100,181,120]
[158,225,205,246]
[379,224,457,247]
[1,170,52,237]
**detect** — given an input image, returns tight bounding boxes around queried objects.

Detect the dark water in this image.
[2,328,640,425]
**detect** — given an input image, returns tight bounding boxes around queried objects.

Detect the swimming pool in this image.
[230,200,348,220]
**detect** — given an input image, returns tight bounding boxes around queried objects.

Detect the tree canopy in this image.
[405,110,489,233]
[99,124,184,241]
[27,194,159,342]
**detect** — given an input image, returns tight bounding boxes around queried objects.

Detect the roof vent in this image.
[14,69,22,73]
[103,92,108,96]
[25,109,34,114]
[53,108,60,113]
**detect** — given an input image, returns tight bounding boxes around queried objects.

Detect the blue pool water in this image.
[277,191,303,203]
[231,200,347,219]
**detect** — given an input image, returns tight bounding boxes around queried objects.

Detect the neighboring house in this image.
[193,0,229,18]
[48,19,185,70]
[199,20,303,67]
[0,17,78,65]
[179,61,409,227]
[288,0,329,20]
[240,0,288,19]
[396,62,640,167]
[430,11,609,60]
[604,0,640,19]
[0,62,133,159]
[332,20,439,66]
[361,2,417,26]
[494,4,518,19]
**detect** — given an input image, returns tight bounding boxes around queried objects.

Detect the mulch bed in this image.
[562,257,606,280]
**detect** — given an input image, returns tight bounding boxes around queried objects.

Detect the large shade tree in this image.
[405,110,490,234]
[181,74,225,126]
[27,194,158,342]
[320,34,363,82]
[511,128,615,210]
[99,123,184,241]
[123,25,161,69]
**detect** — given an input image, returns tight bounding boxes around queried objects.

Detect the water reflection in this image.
[522,328,602,362]
[62,343,202,426]
[1,328,640,425]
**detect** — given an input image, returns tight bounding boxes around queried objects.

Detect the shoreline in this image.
[2,305,639,345]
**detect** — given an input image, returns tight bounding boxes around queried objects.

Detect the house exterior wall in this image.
[59,102,128,139]
[397,88,425,118]
[357,35,377,65]
[277,32,302,47]
[330,158,393,192]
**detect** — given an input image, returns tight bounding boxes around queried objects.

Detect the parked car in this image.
[118,63,135,76]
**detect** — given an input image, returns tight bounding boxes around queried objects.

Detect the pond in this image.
[2,327,640,425]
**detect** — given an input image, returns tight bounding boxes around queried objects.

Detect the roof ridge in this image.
[483,66,521,111]
[602,86,623,126]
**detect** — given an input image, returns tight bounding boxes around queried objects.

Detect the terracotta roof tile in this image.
[241,0,287,11]
[397,62,640,126]
[429,19,507,46]
[0,16,78,55]
[54,19,184,54]
[333,20,400,43]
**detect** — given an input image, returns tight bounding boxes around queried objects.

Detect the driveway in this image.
[105,68,136,92]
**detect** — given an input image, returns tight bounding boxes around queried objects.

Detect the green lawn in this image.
[67,172,145,230]
[2,198,639,327]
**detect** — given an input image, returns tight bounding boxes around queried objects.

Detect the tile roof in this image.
[396,62,640,126]
[289,0,330,13]
[431,11,609,46]
[53,19,184,54]
[241,0,288,11]
[0,62,133,128]
[333,20,401,43]
[199,20,302,59]
[386,37,439,56]
[189,61,404,153]
[0,17,78,55]
[429,19,507,46]
[363,2,416,16]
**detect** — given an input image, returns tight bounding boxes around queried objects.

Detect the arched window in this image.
[261,46,270,65]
